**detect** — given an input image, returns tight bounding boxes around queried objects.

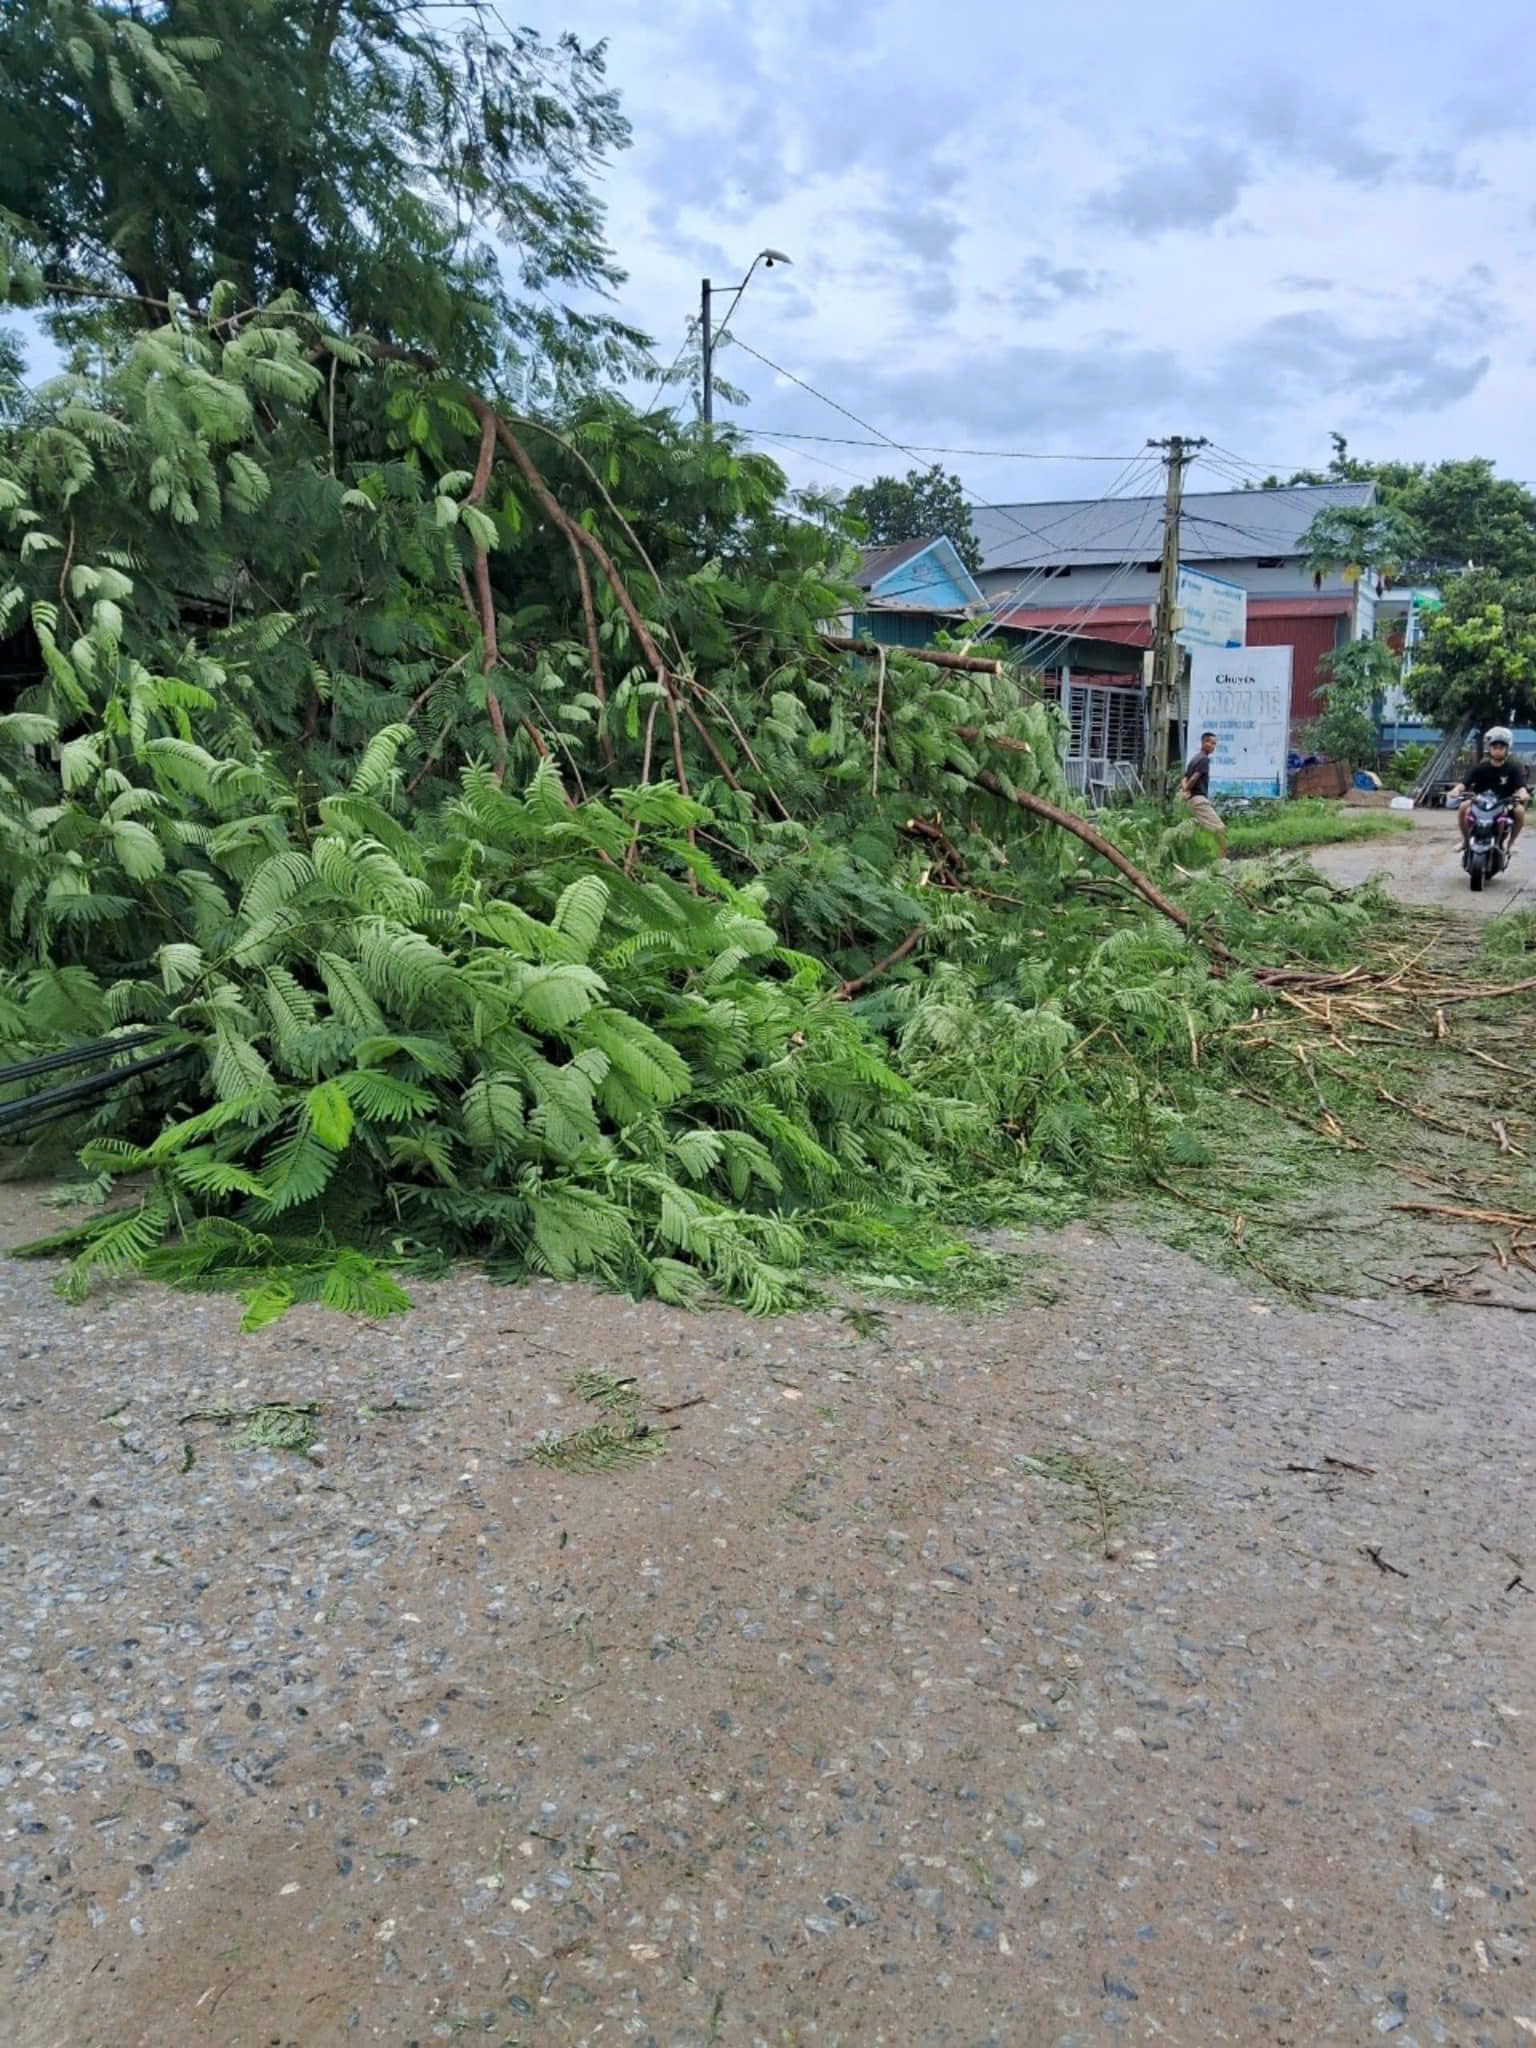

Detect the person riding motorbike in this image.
[1451,727,1530,852]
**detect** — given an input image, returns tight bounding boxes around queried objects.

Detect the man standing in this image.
[1450,726,1530,852]
[1181,729,1226,851]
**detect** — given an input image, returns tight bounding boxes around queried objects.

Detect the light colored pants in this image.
[1186,793,1223,835]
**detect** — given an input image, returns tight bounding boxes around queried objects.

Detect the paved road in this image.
[4,1181,1533,2047]
[1310,808,1536,915]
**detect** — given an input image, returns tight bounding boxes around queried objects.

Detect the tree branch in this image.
[971,769,1234,964]
[569,537,614,766]
[479,405,696,813]
[821,633,1005,677]
[836,927,925,999]
[870,643,887,797]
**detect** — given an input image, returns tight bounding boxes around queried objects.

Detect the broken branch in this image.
[971,768,1235,962]
[836,927,925,999]
[822,634,1005,676]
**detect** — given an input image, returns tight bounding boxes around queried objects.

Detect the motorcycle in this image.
[1462,791,1513,892]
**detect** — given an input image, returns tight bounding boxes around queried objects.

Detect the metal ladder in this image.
[1411,721,1470,807]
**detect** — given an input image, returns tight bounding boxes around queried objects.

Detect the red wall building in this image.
[991,595,1353,731]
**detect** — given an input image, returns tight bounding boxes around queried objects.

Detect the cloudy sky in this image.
[527,0,1536,509]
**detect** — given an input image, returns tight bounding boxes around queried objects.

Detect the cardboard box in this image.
[1291,761,1352,799]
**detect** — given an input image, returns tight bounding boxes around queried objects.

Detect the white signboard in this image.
[1188,645,1292,799]
[1176,566,1247,649]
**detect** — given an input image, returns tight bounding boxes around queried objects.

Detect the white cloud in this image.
[15,0,1534,508]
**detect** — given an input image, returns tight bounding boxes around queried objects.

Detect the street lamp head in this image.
[699,252,792,425]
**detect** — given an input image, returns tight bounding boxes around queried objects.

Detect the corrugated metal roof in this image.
[854,538,934,590]
[972,483,1377,573]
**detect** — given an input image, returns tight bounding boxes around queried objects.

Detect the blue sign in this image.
[1177,567,1247,650]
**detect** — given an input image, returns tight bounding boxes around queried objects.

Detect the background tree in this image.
[1396,459,1536,579]
[843,467,983,577]
[1299,501,1420,585]
[0,0,642,386]
[1307,636,1397,764]
[1407,570,1536,731]
[1267,436,1536,581]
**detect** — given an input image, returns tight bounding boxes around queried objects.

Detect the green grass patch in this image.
[1482,909,1536,964]
[1225,799,1415,856]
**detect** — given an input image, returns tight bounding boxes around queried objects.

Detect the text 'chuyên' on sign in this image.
[1187,646,1292,800]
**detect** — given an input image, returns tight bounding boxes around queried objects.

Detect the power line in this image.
[736,427,1147,463]
[642,319,697,416]
[1195,453,1283,498]
[1199,444,1361,490]
[751,429,1167,637]
[1179,511,1327,552]
[1001,520,1163,674]
[847,571,996,604]
[750,430,888,488]
[753,427,1169,634]
[756,447,1170,640]
[970,455,1165,643]
[727,338,1077,557]
[987,499,1163,669]
[1198,444,1272,483]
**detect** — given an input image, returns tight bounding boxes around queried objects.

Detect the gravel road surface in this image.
[3,1175,1533,2048]
[1310,810,1536,917]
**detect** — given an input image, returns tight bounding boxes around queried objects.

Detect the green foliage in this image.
[177,1397,322,1454]
[1407,569,1536,729]
[0,589,1391,1321]
[843,467,984,578]
[0,293,1400,1328]
[1223,801,1412,856]
[231,1402,320,1455]
[1305,636,1397,765]
[0,9,1417,1338]
[1299,501,1418,583]
[812,1215,1045,1310]
[1483,910,1536,964]
[1395,458,1536,579]
[1268,438,1536,581]
[1,0,641,386]
[530,1417,665,1474]
[1383,741,1435,794]
[531,1368,663,1472]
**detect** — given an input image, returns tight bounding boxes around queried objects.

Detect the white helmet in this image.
[1486,726,1514,746]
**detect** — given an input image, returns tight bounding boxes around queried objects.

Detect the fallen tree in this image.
[0,299,1395,1319]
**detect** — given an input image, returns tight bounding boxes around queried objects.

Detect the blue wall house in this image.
[847,536,985,648]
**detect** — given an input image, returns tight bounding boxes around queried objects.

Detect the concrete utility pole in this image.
[1146,434,1208,785]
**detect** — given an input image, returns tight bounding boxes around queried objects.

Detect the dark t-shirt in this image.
[1184,751,1212,797]
[1464,756,1529,802]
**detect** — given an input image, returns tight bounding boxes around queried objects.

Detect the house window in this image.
[1254,557,1283,569]
[1142,562,1161,574]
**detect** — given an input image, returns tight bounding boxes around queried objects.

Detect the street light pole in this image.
[700,276,714,427]
[698,249,791,425]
